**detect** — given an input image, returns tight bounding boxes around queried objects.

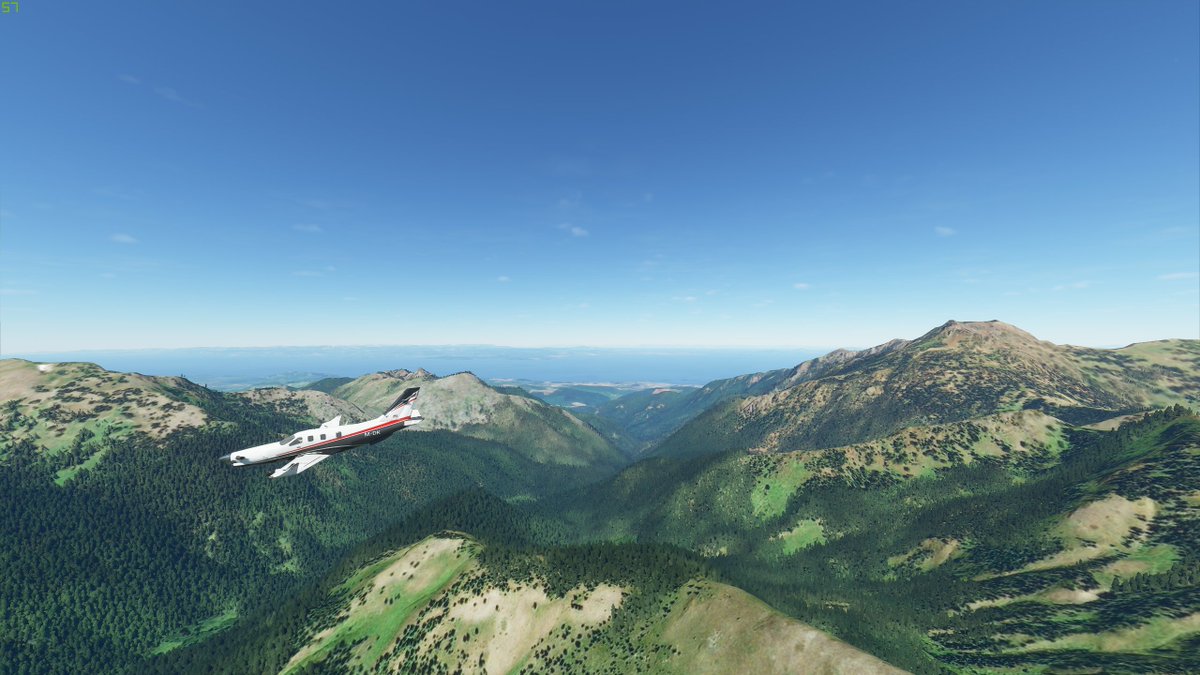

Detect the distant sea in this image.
[4,345,829,390]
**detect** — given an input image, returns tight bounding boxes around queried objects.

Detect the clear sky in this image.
[1,1,1197,353]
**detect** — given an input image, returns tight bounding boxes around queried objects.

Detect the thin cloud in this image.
[1158,272,1199,281]
[155,87,186,103]
[0,288,36,296]
[293,224,323,233]
[934,226,957,237]
[118,74,141,85]
[111,233,138,244]
[558,223,589,237]
[793,282,811,290]
[293,266,336,278]
[497,276,511,283]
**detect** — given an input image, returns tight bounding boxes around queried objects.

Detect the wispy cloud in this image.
[111,233,138,244]
[497,275,510,283]
[154,86,192,105]
[293,223,323,233]
[934,226,957,237]
[0,288,36,296]
[118,74,141,85]
[556,192,582,209]
[558,223,589,237]
[672,295,698,303]
[1158,271,1199,281]
[793,282,811,290]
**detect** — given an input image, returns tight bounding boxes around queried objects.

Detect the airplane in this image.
[219,387,423,478]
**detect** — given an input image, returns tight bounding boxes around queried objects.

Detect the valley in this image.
[1,321,1197,674]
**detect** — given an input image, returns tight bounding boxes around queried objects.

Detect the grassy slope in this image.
[0,359,213,455]
[546,408,1200,673]
[282,534,906,675]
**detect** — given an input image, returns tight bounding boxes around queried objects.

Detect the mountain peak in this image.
[918,319,1040,347]
[378,368,436,381]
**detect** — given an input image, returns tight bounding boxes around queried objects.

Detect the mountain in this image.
[0,361,627,674]
[236,387,366,425]
[157,491,903,675]
[301,376,355,394]
[327,368,625,469]
[277,534,903,674]
[650,320,1199,460]
[546,404,1200,673]
[5,321,1197,674]
[589,338,908,455]
[0,359,214,455]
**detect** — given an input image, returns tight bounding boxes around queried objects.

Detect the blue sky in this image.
[2,1,1197,353]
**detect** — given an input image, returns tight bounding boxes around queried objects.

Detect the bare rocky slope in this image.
[651,320,1199,459]
[327,368,624,469]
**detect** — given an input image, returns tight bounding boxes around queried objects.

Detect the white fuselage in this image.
[224,408,422,467]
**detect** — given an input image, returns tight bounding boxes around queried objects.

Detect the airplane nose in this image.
[218,453,232,463]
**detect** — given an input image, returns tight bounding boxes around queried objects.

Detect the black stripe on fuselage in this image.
[246,417,409,465]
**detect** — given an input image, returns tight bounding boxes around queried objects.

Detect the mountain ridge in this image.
[648,320,1199,460]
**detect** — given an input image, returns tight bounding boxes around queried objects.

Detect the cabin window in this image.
[320,434,326,440]
[307,435,313,442]
[290,438,302,446]
[336,432,342,438]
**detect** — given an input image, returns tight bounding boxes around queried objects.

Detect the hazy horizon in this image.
[0,344,834,388]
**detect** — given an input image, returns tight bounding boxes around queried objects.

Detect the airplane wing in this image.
[269,452,331,479]
[320,415,342,429]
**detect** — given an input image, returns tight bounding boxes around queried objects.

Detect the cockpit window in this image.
[278,435,295,445]
[289,437,303,446]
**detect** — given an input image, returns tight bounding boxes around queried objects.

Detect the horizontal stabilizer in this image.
[269,452,330,478]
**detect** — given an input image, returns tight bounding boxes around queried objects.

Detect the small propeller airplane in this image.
[220,387,423,478]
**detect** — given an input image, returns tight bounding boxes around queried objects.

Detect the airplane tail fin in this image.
[382,387,422,425]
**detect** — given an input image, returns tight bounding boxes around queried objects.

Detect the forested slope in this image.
[544,407,1200,673]
[154,492,903,675]
[0,362,626,674]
